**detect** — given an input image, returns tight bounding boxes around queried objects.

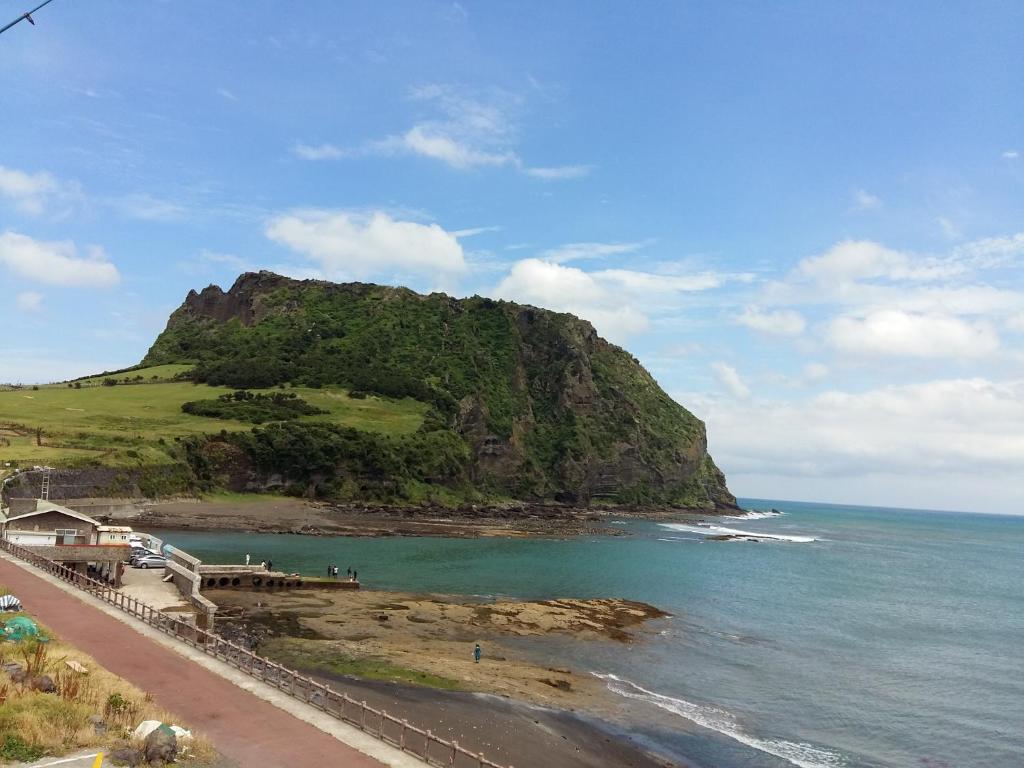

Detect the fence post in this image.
[451,740,457,766]
[361,701,367,729]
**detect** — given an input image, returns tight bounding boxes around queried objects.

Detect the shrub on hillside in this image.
[181,391,327,424]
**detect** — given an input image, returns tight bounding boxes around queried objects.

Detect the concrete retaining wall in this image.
[27,544,131,563]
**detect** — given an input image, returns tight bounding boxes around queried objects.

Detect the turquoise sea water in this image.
[158,500,1024,768]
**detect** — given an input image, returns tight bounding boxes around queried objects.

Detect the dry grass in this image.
[0,614,216,762]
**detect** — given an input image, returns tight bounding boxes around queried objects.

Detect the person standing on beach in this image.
[353,569,358,581]
[260,560,266,570]
[327,564,333,578]
[267,559,273,572]
[474,643,481,663]
[347,566,352,578]
[245,553,250,566]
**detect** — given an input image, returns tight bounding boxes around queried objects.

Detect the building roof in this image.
[5,500,102,528]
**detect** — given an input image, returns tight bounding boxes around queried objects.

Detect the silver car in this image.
[133,554,167,569]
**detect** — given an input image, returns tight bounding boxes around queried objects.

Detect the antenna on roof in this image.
[0,0,58,37]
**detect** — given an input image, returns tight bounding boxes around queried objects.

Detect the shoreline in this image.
[114,496,726,538]
[209,585,685,767]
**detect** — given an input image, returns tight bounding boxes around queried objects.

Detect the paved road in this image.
[0,557,385,768]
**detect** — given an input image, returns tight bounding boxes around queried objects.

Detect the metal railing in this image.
[0,539,511,768]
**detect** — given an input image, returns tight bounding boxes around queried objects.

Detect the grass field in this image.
[0,366,426,468]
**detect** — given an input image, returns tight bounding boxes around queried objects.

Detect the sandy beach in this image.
[209,586,680,767]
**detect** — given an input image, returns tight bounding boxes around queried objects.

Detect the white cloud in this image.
[1007,312,1024,333]
[852,188,881,211]
[936,216,961,240]
[334,84,589,177]
[217,87,238,101]
[539,241,648,264]
[524,165,593,180]
[492,257,744,344]
[694,378,1024,485]
[827,310,998,359]
[292,143,344,160]
[710,362,751,399]
[265,209,466,278]
[15,291,44,312]
[737,306,806,336]
[113,193,186,221]
[597,268,735,293]
[451,226,501,238]
[492,258,649,342]
[797,240,963,284]
[954,232,1024,269]
[0,165,80,216]
[802,362,829,381]
[1002,150,1019,160]
[0,231,120,288]
[393,125,516,169]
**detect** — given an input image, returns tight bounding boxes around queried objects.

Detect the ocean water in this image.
[158,500,1024,768]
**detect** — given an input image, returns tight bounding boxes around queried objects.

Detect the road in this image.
[0,555,387,768]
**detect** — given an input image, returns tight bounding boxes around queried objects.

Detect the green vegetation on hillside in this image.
[182,390,327,423]
[2,273,736,509]
[0,365,424,471]
[136,272,736,508]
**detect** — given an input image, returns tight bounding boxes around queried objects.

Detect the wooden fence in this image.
[0,539,512,768]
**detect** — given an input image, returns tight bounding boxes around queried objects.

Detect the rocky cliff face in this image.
[145,272,737,510]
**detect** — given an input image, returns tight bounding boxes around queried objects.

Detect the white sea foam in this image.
[592,673,846,768]
[659,522,816,543]
[727,509,785,520]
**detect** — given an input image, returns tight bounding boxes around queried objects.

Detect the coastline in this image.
[116,496,724,538]
[209,585,683,767]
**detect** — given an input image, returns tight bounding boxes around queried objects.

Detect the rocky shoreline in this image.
[209,585,681,767]
[122,496,721,538]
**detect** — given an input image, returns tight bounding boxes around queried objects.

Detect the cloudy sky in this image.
[1,2,1022,513]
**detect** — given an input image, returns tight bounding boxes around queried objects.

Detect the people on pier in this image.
[245,553,250,566]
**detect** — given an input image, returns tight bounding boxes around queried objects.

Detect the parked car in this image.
[130,546,159,563]
[133,554,167,569]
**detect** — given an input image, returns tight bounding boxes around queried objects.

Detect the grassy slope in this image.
[0,365,425,468]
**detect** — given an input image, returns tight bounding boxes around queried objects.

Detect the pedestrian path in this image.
[0,556,388,768]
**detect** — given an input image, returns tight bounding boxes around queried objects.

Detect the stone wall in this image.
[24,544,130,563]
[163,549,217,631]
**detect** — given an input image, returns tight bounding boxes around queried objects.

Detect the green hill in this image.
[2,271,736,510]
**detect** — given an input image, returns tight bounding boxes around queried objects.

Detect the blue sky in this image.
[1,1,1023,512]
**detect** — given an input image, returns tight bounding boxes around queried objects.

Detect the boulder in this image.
[143,725,177,765]
[29,674,56,693]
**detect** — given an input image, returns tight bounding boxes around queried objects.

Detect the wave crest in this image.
[659,522,816,543]
[593,673,846,768]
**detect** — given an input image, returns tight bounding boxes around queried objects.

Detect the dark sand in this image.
[309,674,682,768]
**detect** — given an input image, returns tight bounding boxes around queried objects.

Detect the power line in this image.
[0,0,58,37]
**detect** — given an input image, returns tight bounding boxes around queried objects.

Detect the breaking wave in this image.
[659,522,816,543]
[593,673,846,768]
[727,509,785,520]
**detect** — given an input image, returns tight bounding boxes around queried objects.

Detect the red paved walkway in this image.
[0,556,385,768]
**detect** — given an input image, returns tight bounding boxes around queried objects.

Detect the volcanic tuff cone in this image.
[145,271,737,509]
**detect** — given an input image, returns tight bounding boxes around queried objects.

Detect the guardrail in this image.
[0,539,511,768]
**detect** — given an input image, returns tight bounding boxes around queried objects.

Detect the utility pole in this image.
[0,0,58,37]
